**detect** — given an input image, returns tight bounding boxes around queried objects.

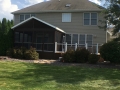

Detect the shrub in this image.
[74,48,90,63]
[6,48,13,57]
[24,47,39,60]
[7,47,39,60]
[100,41,120,63]
[7,47,27,59]
[88,54,99,64]
[62,49,75,63]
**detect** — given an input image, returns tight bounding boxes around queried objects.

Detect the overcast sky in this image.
[0,0,102,20]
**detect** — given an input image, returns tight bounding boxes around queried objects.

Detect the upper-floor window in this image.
[20,14,35,22]
[84,13,97,25]
[62,13,71,22]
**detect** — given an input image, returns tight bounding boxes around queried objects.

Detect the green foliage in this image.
[88,54,99,64]
[75,48,90,63]
[24,47,39,60]
[100,41,120,63]
[7,47,39,60]
[0,21,1,31]
[112,35,120,42]
[7,47,27,59]
[0,18,13,56]
[62,48,90,63]
[62,49,75,63]
[99,0,120,35]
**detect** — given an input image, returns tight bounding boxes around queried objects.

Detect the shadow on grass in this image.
[1,62,120,89]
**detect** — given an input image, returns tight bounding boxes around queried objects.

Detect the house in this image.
[107,27,120,42]
[11,0,106,59]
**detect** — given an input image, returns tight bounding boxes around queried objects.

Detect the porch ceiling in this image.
[11,16,66,33]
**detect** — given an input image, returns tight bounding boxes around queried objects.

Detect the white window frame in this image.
[19,14,35,22]
[83,12,98,26]
[62,13,71,22]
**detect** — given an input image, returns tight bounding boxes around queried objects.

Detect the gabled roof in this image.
[12,0,104,14]
[11,16,65,33]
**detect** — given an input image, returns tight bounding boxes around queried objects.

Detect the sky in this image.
[0,0,102,21]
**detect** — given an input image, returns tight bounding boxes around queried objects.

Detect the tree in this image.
[99,0,120,35]
[0,21,1,31]
[2,18,8,34]
[0,18,13,55]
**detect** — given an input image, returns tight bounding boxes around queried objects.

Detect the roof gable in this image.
[12,0,104,14]
[11,17,65,33]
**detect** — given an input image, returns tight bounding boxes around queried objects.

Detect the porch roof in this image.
[11,16,66,33]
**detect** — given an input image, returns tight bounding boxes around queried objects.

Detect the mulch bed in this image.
[0,56,120,69]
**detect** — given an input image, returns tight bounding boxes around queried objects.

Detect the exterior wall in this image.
[14,12,106,44]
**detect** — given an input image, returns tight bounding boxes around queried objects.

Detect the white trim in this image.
[12,16,66,33]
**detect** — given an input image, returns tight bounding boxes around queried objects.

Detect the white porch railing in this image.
[55,42,101,55]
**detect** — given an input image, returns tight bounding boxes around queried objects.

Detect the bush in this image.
[100,41,120,63]
[7,47,27,59]
[7,47,39,60]
[6,48,14,57]
[24,47,39,60]
[75,48,90,63]
[88,54,99,64]
[62,49,75,63]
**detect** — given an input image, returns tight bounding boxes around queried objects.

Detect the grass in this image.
[0,61,120,90]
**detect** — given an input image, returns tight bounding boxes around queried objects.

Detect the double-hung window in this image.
[62,13,71,22]
[20,14,35,22]
[84,13,97,25]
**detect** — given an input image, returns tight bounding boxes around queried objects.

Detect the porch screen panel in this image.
[66,34,71,44]
[23,32,33,48]
[15,32,19,42]
[44,33,54,51]
[36,33,43,51]
[20,33,23,42]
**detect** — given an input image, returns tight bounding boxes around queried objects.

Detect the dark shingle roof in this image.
[12,0,104,14]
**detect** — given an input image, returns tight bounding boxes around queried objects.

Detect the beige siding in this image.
[13,12,106,44]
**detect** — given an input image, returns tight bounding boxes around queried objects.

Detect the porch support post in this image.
[65,42,67,52]
[75,43,77,50]
[55,42,57,53]
[96,43,99,55]
[85,43,88,49]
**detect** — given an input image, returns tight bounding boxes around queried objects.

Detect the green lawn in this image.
[0,61,120,90]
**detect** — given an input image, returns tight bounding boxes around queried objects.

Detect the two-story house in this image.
[11,0,106,59]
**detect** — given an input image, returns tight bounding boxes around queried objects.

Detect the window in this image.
[62,13,71,22]
[66,34,93,46]
[86,35,93,46]
[72,34,78,44]
[84,13,97,25]
[20,15,24,22]
[20,14,35,22]
[79,34,85,45]
[25,14,30,20]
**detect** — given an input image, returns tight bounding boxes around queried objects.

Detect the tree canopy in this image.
[0,18,13,55]
[99,0,120,35]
